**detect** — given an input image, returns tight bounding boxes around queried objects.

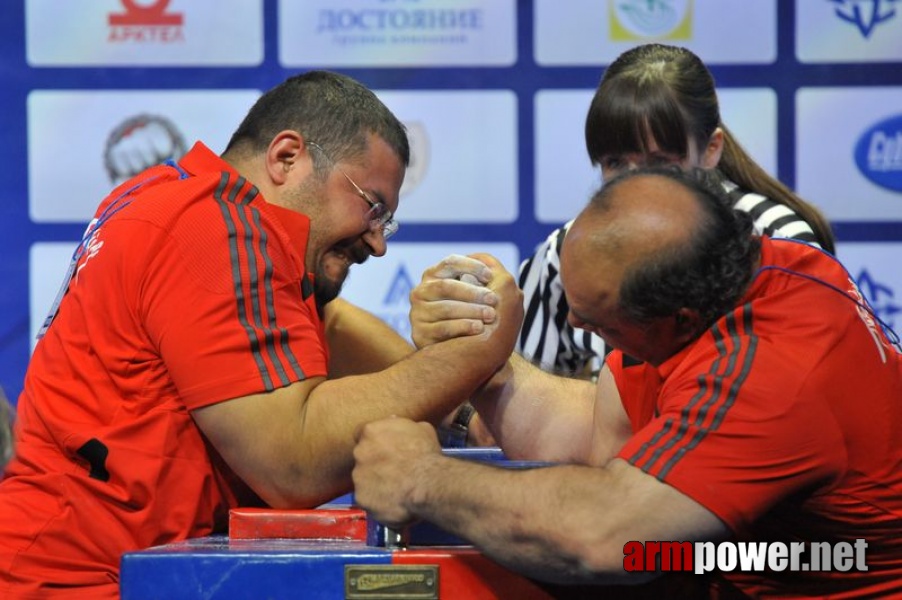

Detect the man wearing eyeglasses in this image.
[0,71,523,599]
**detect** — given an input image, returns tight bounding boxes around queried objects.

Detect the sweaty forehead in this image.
[563,174,698,293]
[606,175,700,231]
[561,219,625,306]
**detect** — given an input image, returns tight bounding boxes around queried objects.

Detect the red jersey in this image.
[611,237,902,598]
[0,143,328,598]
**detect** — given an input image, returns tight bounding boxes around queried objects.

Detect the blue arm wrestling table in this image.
[119,448,558,600]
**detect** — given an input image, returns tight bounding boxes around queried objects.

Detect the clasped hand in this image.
[409,253,523,353]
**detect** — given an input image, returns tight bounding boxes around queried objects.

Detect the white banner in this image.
[26,0,263,66]
[28,90,260,223]
[279,0,516,67]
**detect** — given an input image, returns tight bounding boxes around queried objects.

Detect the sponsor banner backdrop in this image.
[375,90,518,223]
[797,0,902,63]
[1,1,900,402]
[28,90,260,223]
[29,243,79,349]
[835,242,902,335]
[279,0,517,67]
[796,87,902,221]
[534,0,777,66]
[339,243,520,342]
[534,88,777,223]
[26,0,264,66]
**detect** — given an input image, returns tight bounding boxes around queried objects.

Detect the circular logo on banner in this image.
[400,121,431,198]
[854,114,902,194]
[103,114,187,185]
[610,0,692,40]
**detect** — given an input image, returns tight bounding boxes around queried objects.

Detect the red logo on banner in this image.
[109,0,183,26]
[108,0,184,43]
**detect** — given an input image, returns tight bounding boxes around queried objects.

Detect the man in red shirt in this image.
[353,167,902,597]
[0,71,523,599]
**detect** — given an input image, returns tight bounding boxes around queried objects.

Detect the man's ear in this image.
[266,130,306,185]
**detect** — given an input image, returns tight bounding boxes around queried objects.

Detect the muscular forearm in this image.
[288,335,512,504]
[353,421,728,586]
[404,456,654,585]
[323,298,415,378]
[471,354,596,463]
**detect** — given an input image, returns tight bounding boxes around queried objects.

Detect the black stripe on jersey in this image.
[216,172,304,391]
[740,196,781,223]
[517,254,535,289]
[548,224,575,371]
[246,205,305,383]
[554,222,569,256]
[519,255,543,352]
[531,261,558,364]
[767,215,818,243]
[724,185,747,206]
[656,307,757,480]
[628,306,757,480]
[232,179,293,388]
[300,275,314,301]
[216,174,273,390]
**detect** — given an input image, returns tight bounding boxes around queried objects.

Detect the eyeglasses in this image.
[305,141,399,240]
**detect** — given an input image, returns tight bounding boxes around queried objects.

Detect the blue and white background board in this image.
[26,0,264,66]
[835,242,902,337]
[534,0,777,65]
[796,87,902,222]
[1,0,900,402]
[279,0,517,67]
[28,90,261,222]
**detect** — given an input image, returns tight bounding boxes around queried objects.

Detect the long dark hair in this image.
[584,44,835,253]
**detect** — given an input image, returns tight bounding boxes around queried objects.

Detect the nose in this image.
[362,228,387,257]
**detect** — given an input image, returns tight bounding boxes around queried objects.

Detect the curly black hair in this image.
[593,167,761,332]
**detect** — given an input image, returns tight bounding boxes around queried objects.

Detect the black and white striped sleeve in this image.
[722,182,820,247]
[516,220,607,375]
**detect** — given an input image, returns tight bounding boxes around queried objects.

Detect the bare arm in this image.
[470,354,595,463]
[322,298,414,378]
[192,253,524,509]
[409,255,631,464]
[352,418,729,585]
[471,357,633,465]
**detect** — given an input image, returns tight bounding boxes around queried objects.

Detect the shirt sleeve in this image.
[517,220,607,375]
[615,329,844,534]
[140,199,328,410]
[721,181,820,248]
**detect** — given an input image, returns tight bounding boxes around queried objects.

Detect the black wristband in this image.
[439,403,476,448]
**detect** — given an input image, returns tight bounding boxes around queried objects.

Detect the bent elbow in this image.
[562,533,658,586]
[250,470,352,510]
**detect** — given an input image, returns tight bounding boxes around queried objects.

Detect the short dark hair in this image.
[592,167,761,330]
[224,70,409,167]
